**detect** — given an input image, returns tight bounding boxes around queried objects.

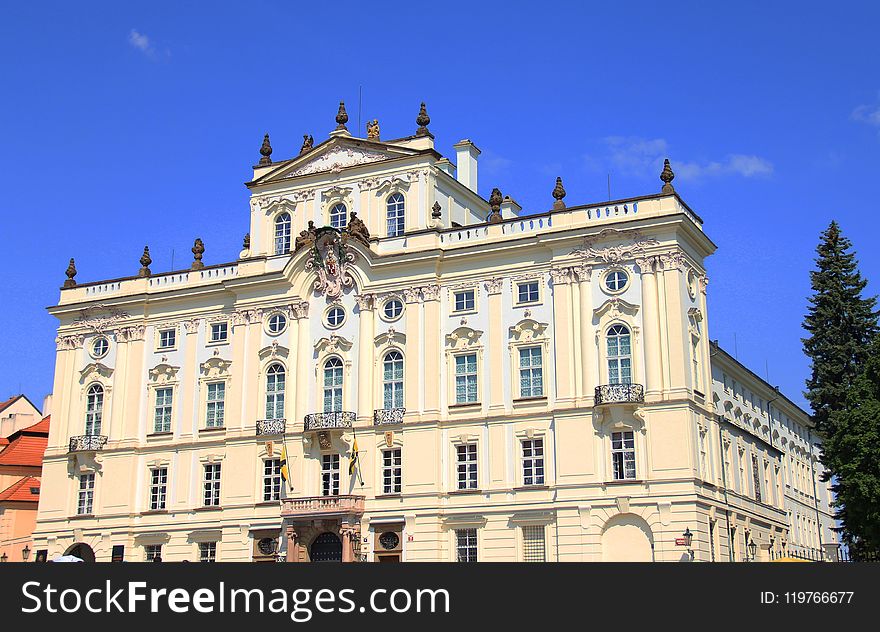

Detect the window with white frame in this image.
[454,353,478,404]
[325,306,345,328]
[203,463,221,506]
[199,541,217,563]
[77,472,95,515]
[386,193,405,237]
[85,384,104,436]
[516,281,539,304]
[382,298,403,321]
[274,212,291,254]
[611,430,636,480]
[323,357,344,412]
[144,544,162,562]
[521,438,545,486]
[453,290,475,312]
[149,467,167,511]
[91,336,109,358]
[383,350,404,409]
[604,269,628,292]
[265,363,285,419]
[210,322,228,343]
[382,448,402,494]
[267,312,287,335]
[205,382,225,428]
[263,458,282,501]
[518,346,543,397]
[330,203,347,229]
[158,328,176,349]
[522,525,546,562]
[153,387,173,433]
[455,528,477,562]
[321,454,340,496]
[456,443,478,490]
[606,324,632,384]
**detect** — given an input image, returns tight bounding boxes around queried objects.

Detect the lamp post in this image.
[22,545,31,562]
[0,553,7,563]
[769,536,775,560]
[748,538,757,562]
[682,527,694,561]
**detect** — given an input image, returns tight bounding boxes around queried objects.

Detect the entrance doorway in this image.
[310,532,343,562]
[63,543,96,562]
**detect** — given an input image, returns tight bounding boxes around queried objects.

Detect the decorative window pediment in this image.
[200,356,232,379]
[149,363,180,385]
[79,362,113,384]
[446,326,484,350]
[314,334,353,355]
[508,319,549,343]
[375,175,413,195]
[375,328,406,348]
[593,297,640,320]
[258,342,289,362]
[321,185,354,202]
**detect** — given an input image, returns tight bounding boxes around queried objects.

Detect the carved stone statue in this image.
[63,258,77,288]
[295,220,318,253]
[487,187,503,223]
[138,246,152,277]
[191,238,205,270]
[300,134,314,154]
[366,119,380,140]
[346,211,371,245]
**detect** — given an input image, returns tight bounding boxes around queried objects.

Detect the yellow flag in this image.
[280,443,289,487]
[349,438,359,475]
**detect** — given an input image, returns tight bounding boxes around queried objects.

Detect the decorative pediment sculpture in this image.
[571,229,660,264]
[314,334,353,355]
[283,146,388,179]
[445,326,484,350]
[509,319,549,342]
[346,211,371,246]
[593,297,640,320]
[80,362,113,384]
[305,229,358,299]
[200,356,232,379]
[148,363,180,384]
[258,341,289,361]
[74,304,129,334]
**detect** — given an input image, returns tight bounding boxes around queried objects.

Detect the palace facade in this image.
[31,104,835,562]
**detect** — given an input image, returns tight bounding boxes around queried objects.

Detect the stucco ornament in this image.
[571,230,660,264]
[74,304,130,334]
[285,146,387,178]
[305,230,357,300]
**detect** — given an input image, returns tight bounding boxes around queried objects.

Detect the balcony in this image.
[303,411,355,432]
[68,435,108,453]
[594,383,645,405]
[281,495,365,519]
[373,407,406,425]
[256,418,286,436]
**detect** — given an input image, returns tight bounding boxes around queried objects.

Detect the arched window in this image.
[274,213,291,254]
[265,363,285,419]
[386,193,405,237]
[383,350,404,409]
[85,384,104,436]
[330,203,347,229]
[323,357,344,412]
[606,324,632,385]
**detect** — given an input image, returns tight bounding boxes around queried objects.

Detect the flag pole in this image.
[281,431,293,494]
[351,425,364,486]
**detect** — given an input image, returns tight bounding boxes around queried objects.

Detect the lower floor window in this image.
[77,473,95,515]
[382,448,402,494]
[522,525,546,562]
[611,431,636,480]
[455,528,478,562]
[322,454,340,496]
[199,541,217,563]
[144,544,162,562]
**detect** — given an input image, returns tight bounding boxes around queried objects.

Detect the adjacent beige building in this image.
[32,104,835,562]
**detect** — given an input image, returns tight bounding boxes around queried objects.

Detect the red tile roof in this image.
[0,476,40,503]
[0,416,49,467]
[22,416,50,435]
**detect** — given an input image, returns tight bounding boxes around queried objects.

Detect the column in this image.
[228,310,248,429]
[123,326,146,441]
[422,285,442,416]
[294,303,311,424]
[486,278,505,413]
[661,253,688,397]
[179,318,200,439]
[340,525,354,562]
[637,256,663,401]
[243,310,262,425]
[108,329,129,442]
[403,288,421,414]
[572,265,593,403]
[285,525,300,562]
[550,267,575,404]
[356,294,375,422]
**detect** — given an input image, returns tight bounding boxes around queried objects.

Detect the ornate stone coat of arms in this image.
[305,229,357,299]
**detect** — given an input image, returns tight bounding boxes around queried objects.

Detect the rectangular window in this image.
[77,473,95,515]
[456,443,478,490]
[149,467,167,511]
[516,281,539,304]
[453,290,475,312]
[382,448,402,494]
[455,528,477,562]
[158,328,176,349]
[752,453,762,503]
[153,387,173,433]
[522,525,546,562]
[518,347,544,397]
[611,431,636,480]
[454,353,478,404]
[199,541,217,563]
[210,322,228,343]
[521,438,545,486]
[263,458,281,502]
[321,454,340,497]
[144,544,162,562]
[205,382,225,428]
[203,463,221,506]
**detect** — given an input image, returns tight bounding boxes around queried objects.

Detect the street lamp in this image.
[0,553,7,563]
[682,527,695,561]
[748,538,758,562]
[22,545,30,562]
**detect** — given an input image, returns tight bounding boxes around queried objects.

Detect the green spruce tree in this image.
[802,221,878,549]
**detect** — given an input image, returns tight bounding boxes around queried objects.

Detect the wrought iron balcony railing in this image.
[256,418,286,436]
[303,411,356,432]
[373,407,406,425]
[594,383,645,405]
[281,495,365,518]
[68,435,108,453]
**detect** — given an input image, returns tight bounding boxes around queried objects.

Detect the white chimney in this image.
[453,139,480,193]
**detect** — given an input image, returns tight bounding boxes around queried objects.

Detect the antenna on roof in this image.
[358,86,362,135]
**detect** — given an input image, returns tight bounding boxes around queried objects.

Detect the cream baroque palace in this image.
[32,103,836,563]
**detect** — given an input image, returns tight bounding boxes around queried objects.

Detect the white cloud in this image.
[128,29,156,57]
[852,99,880,130]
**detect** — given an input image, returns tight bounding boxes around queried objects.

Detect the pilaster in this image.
[422,285,441,415]
[486,278,505,413]
[636,256,663,401]
[550,267,575,404]
[356,294,376,421]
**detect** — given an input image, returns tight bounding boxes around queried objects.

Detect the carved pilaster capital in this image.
[184,318,200,334]
[55,334,84,351]
[354,294,375,311]
[484,277,504,295]
[291,302,310,320]
[549,266,573,285]
[699,275,709,295]
[660,249,686,272]
[571,264,592,282]
[402,287,421,304]
[420,284,441,301]
[635,256,658,273]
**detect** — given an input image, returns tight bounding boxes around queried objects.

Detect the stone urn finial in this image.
[63,258,77,288]
[552,176,566,210]
[431,200,442,219]
[416,102,431,137]
[259,133,272,166]
[660,158,675,194]
[487,187,503,223]
[242,233,250,250]
[335,101,349,130]
[138,246,152,277]
[191,238,205,270]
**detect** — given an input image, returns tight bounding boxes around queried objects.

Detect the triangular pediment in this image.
[254,137,422,184]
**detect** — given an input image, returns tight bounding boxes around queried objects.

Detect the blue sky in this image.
[1,1,878,410]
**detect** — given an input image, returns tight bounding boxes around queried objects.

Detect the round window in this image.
[326,306,345,328]
[382,298,404,321]
[258,537,277,555]
[379,532,400,550]
[267,312,287,335]
[604,269,628,293]
[91,337,109,358]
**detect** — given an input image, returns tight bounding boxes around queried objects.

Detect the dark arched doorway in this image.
[309,532,342,562]
[64,543,96,562]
